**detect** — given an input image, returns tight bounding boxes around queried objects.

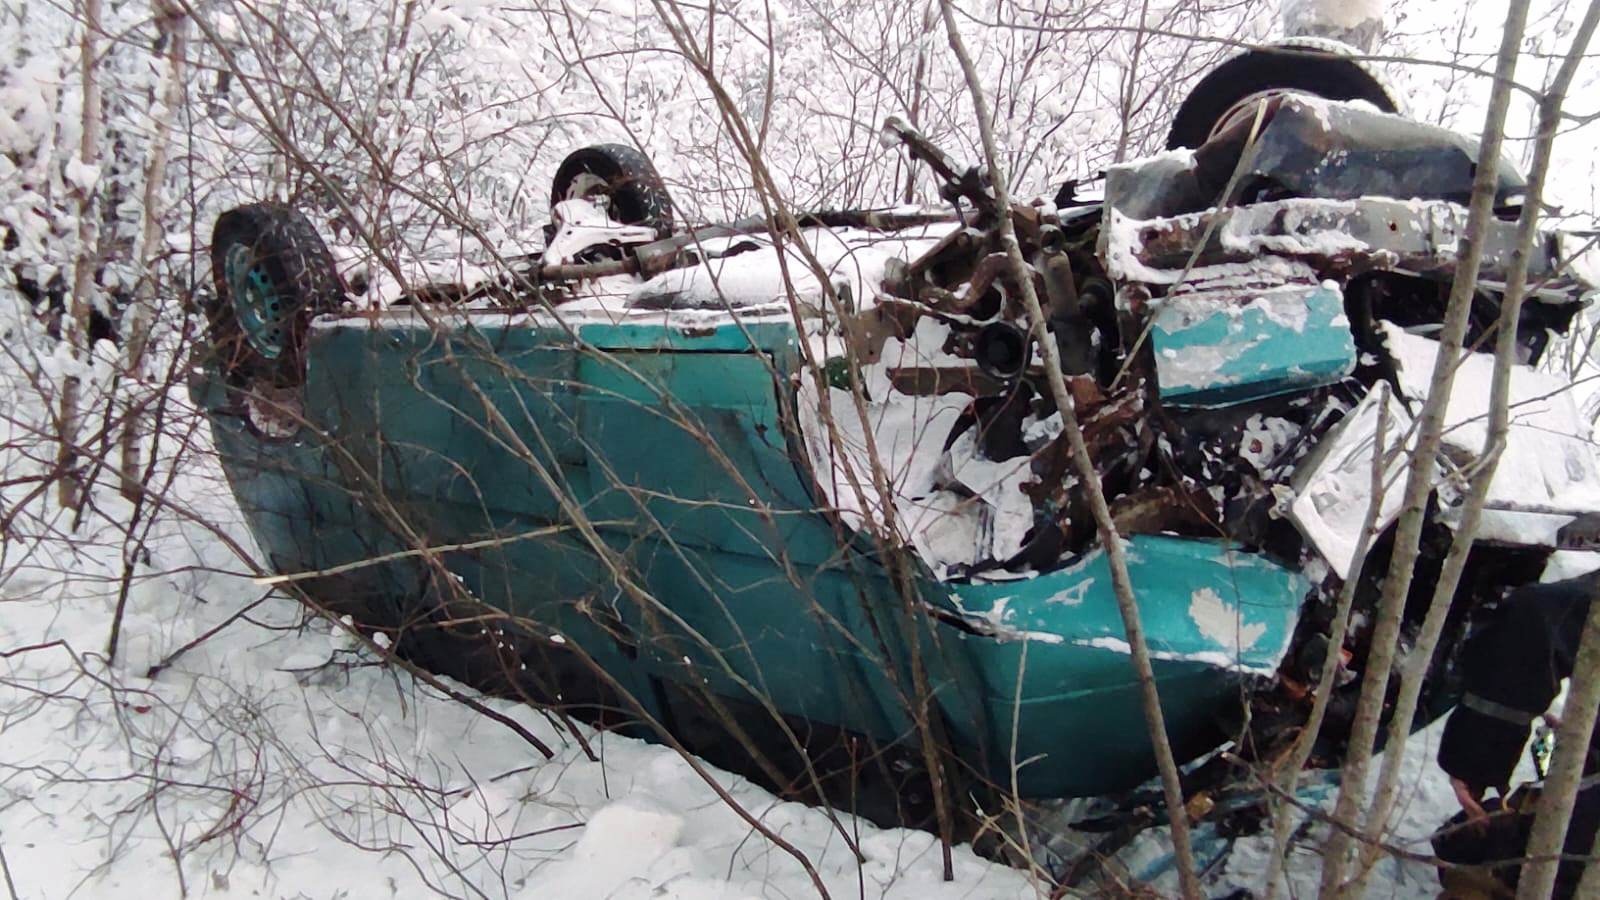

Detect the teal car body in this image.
[194,307,1307,798]
[197,93,1600,823]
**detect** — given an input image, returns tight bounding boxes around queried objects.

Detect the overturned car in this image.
[194,43,1600,873]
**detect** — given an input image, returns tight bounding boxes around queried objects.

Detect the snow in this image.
[1382,323,1600,526]
[797,307,1058,577]
[1046,580,1092,607]
[63,155,101,193]
[1212,720,1518,899]
[542,199,658,266]
[630,225,952,313]
[1070,635,1282,676]
[1283,0,1385,32]
[1544,550,1600,582]
[943,430,1036,562]
[1290,384,1417,578]
[1187,586,1268,652]
[1240,414,1301,475]
[0,435,1038,900]
[798,325,1062,577]
[1102,205,1334,286]
[951,592,1067,645]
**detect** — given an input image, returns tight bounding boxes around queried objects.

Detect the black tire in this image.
[549,143,675,237]
[1165,44,1399,150]
[208,203,342,388]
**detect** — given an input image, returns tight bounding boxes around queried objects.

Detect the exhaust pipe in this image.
[974,321,1030,381]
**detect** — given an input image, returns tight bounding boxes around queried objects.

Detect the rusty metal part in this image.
[1017,379,1149,554]
[973,321,1030,380]
[960,252,1051,319]
[401,267,561,306]
[801,208,961,231]
[881,115,999,224]
[1039,227,1080,320]
[538,257,639,281]
[882,227,985,305]
[1009,203,1046,250]
[1038,227,1097,376]
[533,208,961,286]
[846,302,926,366]
[960,253,1012,316]
[1024,382,1146,506]
[1109,485,1219,535]
[886,366,1006,396]
[1116,197,1589,295]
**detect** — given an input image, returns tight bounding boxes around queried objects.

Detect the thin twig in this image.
[253,524,581,586]
[0,842,17,900]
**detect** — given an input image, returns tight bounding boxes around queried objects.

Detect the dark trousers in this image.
[1432,788,1599,900]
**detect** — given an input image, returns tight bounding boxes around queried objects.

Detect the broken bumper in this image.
[937,535,1308,795]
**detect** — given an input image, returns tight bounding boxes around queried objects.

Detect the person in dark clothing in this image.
[1432,568,1600,898]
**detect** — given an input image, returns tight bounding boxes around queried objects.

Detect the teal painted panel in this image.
[1151,282,1356,406]
[306,322,589,521]
[948,535,1306,679]
[938,535,1309,795]
[197,308,1319,800]
[574,350,841,566]
[575,319,799,353]
[209,410,406,580]
[612,543,918,738]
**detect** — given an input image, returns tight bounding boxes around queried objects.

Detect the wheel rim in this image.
[224,242,287,360]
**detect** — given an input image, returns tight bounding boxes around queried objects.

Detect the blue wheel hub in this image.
[224,243,287,360]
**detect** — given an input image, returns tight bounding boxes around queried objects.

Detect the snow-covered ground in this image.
[0,411,1040,899]
[0,433,1485,900]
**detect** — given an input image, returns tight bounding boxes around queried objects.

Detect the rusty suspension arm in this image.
[410,208,965,302]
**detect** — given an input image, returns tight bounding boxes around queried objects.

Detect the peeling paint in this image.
[1188,587,1267,652]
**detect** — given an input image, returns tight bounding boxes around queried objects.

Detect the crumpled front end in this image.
[1101,95,1600,574]
[798,95,1600,772]
[937,535,1308,796]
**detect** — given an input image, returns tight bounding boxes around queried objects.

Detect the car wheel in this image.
[209,203,342,386]
[549,143,675,238]
[1165,43,1398,150]
[209,203,342,437]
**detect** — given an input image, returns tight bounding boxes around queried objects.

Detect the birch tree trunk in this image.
[1517,590,1600,899]
[1347,5,1600,893]
[1261,386,1394,900]
[117,6,188,500]
[940,3,1198,895]
[1317,5,1529,894]
[58,0,104,512]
